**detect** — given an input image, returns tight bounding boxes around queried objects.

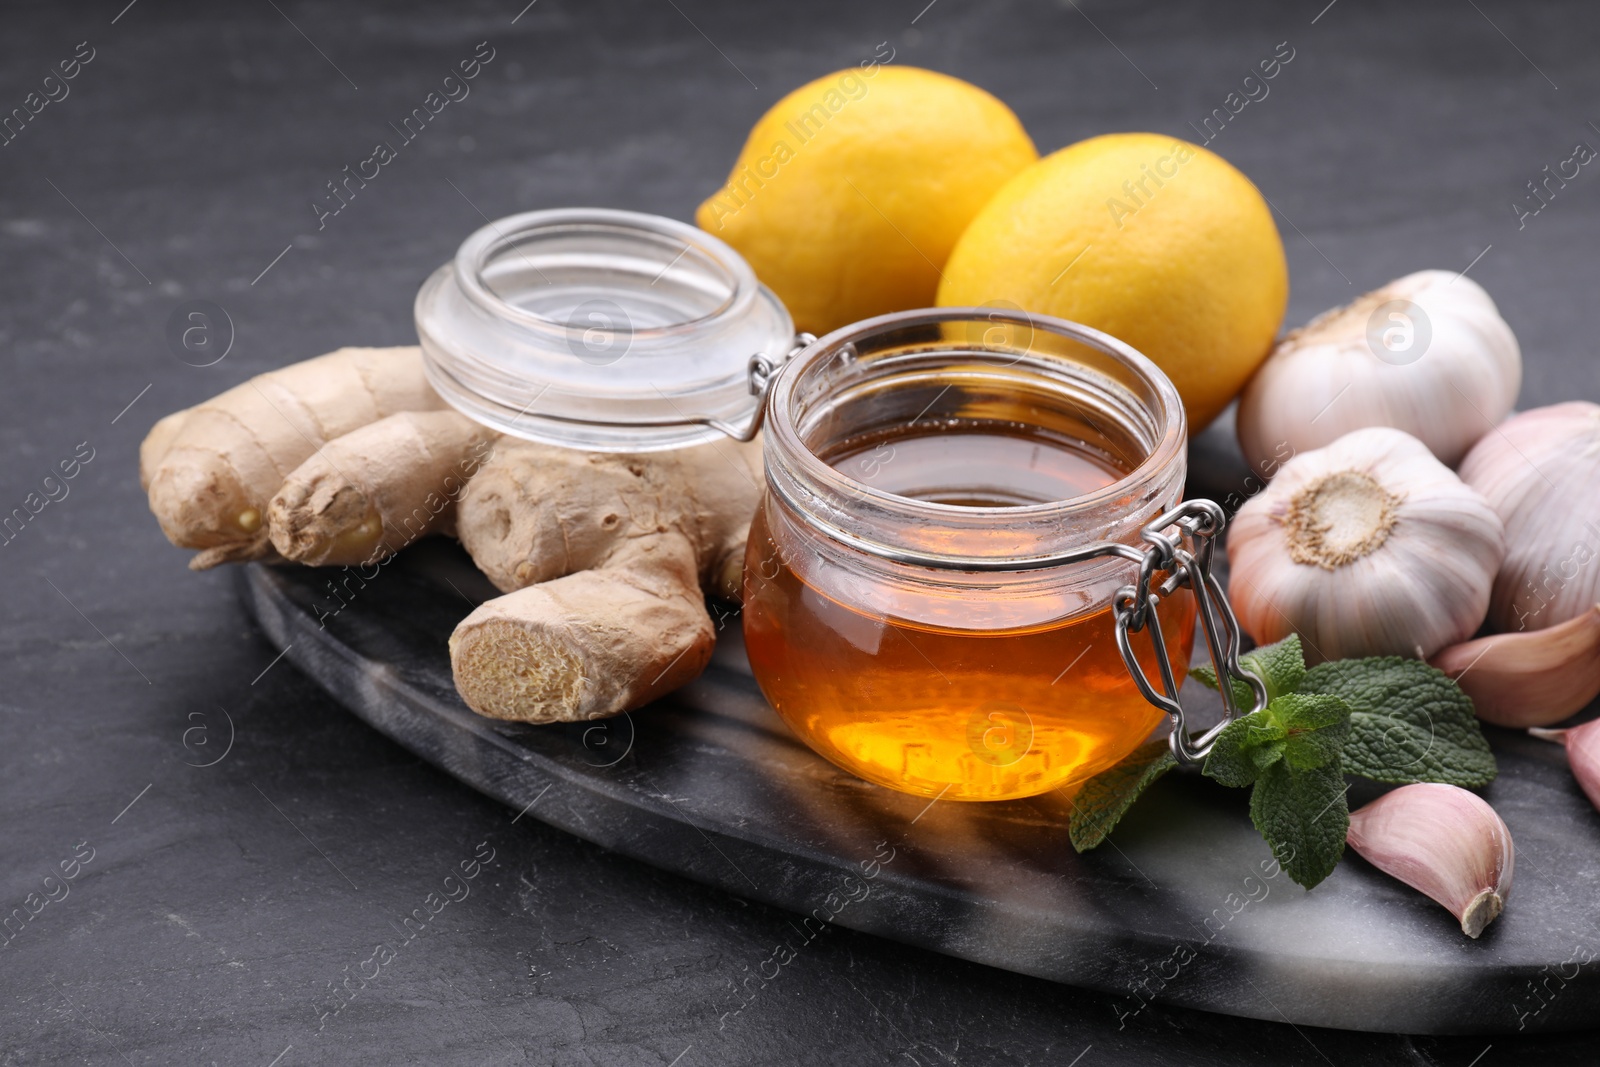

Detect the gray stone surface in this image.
[4,0,1600,1062]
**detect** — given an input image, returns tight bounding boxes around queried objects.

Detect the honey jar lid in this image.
[415,208,797,452]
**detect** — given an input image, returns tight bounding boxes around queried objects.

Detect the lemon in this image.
[696,66,1037,337]
[937,133,1288,430]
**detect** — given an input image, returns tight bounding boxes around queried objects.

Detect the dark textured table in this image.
[4,1,1599,1063]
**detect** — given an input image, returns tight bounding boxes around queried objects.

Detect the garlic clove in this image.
[1458,402,1600,633]
[1228,427,1505,662]
[1346,783,1514,938]
[1529,719,1600,814]
[1237,270,1521,473]
[1429,605,1600,727]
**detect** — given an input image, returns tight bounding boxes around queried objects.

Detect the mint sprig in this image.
[1068,636,1498,891]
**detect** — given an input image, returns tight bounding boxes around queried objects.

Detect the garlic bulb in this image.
[1430,605,1600,728]
[1228,427,1505,662]
[1457,402,1600,632]
[1530,720,1600,815]
[1237,270,1521,472]
[1346,783,1514,938]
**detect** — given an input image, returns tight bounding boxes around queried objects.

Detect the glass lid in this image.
[415,207,796,452]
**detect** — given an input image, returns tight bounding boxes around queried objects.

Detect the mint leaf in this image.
[1203,710,1285,787]
[1069,741,1176,852]
[1190,634,1305,710]
[1249,761,1348,889]
[1300,658,1496,787]
[1273,693,1351,771]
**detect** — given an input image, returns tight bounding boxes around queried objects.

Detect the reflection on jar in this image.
[743,309,1196,801]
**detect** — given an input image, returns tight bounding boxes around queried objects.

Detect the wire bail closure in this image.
[1112,499,1268,765]
[707,333,816,442]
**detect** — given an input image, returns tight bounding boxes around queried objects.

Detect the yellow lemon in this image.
[937,133,1288,430]
[696,66,1038,337]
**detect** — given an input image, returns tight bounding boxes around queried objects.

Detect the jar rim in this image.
[763,307,1188,567]
[452,207,759,341]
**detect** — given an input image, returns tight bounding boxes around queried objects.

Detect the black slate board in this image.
[238,532,1600,1036]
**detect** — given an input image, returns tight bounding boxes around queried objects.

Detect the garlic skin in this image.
[1347,783,1514,938]
[1228,427,1505,662]
[1430,605,1600,728]
[1457,402,1600,633]
[1530,719,1600,814]
[1237,270,1521,472]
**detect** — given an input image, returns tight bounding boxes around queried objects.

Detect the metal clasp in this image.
[1111,499,1268,765]
[706,332,817,442]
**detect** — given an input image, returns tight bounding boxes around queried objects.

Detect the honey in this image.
[746,308,1194,802]
[744,422,1196,801]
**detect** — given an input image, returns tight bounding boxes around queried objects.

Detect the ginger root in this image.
[268,410,497,566]
[448,436,763,722]
[142,347,768,726]
[142,346,443,569]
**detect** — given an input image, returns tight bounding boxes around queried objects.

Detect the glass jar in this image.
[743,309,1198,802]
[414,208,795,451]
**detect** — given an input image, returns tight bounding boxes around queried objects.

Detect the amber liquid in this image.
[744,424,1196,801]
